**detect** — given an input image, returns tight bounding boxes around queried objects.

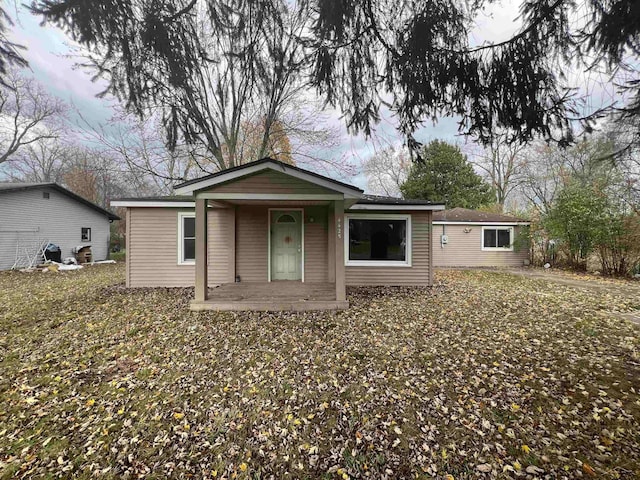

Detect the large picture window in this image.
[482,226,513,251]
[345,215,411,266]
[178,213,196,264]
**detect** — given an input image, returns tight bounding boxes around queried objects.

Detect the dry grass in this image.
[0,264,639,479]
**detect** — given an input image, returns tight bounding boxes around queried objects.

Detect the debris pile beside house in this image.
[73,245,92,264]
[43,243,62,263]
[11,235,48,270]
[15,256,117,273]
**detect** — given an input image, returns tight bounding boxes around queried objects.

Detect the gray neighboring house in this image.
[0,183,119,270]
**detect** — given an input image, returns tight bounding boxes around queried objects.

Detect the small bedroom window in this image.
[482,226,513,251]
[178,213,196,264]
[81,227,91,242]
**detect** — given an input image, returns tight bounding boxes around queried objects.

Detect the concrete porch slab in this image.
[190,281,349,312]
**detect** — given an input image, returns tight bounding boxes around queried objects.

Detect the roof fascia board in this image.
[110,200,229,208]
[196,192,343,201]
[111,201,196,208]
[349,204,445,211]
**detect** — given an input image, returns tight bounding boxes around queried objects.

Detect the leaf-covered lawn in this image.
[1,265,639,479]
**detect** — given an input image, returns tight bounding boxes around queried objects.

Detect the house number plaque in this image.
[337,217,342,239]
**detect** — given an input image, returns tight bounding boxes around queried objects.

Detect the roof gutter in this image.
[432,221,531,226]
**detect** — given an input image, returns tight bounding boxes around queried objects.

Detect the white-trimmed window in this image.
[482,226,514,251]
[345,214,411,267]
[178,212,196,264]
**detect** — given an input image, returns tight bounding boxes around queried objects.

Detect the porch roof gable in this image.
[174,157,364,198]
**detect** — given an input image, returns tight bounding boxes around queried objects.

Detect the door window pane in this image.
[276,214,296,223]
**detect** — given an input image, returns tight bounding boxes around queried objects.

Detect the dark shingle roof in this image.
[358,194,444,206]
[0,182,48,191]
[112,193,447,208]
[0,182,120,220]
[433,207,528,223]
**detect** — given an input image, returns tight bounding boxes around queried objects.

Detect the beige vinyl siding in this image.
[235,205,330,283]
[130,205,332,287]
[208,170,337,194]
[127,207,233,287]
[345,211,433,286]
[303,206,328,283]
[235,205,269,282]
[432,223,529,267]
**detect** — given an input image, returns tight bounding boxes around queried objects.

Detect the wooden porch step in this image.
[190,300,349,312]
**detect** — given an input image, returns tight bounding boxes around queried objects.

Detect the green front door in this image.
[271,210,302,281]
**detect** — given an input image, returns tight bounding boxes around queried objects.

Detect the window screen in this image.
[81,227,91,241]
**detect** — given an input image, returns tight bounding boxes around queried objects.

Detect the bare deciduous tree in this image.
[170,3,346,175]
[4,136,69,182]
[467,134,527,211]
[362,146,411,197]
[0,69,67,164]
[79,110,197,196]
[518,130,638,215]
[61,146,140,208]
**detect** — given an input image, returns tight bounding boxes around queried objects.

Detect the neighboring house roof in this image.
[173,157,364,197]
[433,207,529,224]
[0,182,120,220]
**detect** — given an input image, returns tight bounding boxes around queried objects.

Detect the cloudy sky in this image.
[4,2,558,190]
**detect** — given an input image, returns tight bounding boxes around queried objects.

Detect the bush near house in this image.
[526,163,640,276]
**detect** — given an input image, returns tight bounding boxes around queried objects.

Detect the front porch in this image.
[190,281,348,311]
[172,159,365,311]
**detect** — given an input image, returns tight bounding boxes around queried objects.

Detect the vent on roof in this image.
[43,192,50,199]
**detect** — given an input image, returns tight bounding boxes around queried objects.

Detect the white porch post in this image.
[334,199,346,301]
[195,197,208,302]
